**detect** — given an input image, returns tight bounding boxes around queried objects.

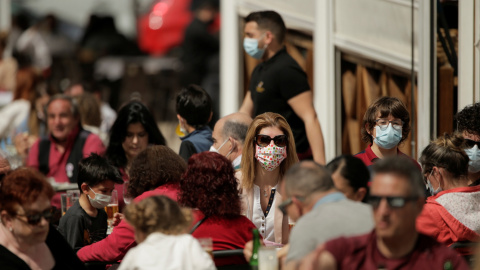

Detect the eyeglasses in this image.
[368,195,418,209]
[278,198,293,215]
[16,208,53,225]
[465,139,480,148]
[255,134,288,147]
[375,119,403,131]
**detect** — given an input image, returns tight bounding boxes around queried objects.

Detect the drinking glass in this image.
[258,247,278,270]
[197,237,213,259]
[104,190,118,234]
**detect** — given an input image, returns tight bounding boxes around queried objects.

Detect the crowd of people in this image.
[0,6,479,270]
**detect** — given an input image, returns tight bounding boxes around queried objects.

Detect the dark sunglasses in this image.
[278,198,293,215]
[16,208,53,225]
[368,196,418,209]
[255,134,288,148]
[465,139,480,148]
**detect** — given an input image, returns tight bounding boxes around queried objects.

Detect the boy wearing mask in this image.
[355,97,420,171]
[58,153,123,251]
[455,102,480,186]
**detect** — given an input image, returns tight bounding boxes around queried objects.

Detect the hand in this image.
[278,244,289,269]
[243,240,253,262]
[298,244,330,270]
[0,156,11,175]
[112,212,124,227]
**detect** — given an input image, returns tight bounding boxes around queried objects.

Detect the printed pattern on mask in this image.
[255,143,287,171]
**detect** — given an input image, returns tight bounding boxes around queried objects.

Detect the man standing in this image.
[27,95,105,185]
[239,10,325,164]
[210,112,252,170]
[280,161,373,270]
[301,157,468,270]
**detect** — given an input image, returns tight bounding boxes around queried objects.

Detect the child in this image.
[176,84,213,161]
[58,153,123,251]
[118,195,215,270]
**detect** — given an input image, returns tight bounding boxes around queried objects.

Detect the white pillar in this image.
[220,0,241,116]
[315,0,336,161]
[457,0,477,107]
[0,0,11,32]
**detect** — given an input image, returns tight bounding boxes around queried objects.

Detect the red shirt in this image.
[192,211,257,266]
[325,230,468,270]
[27,127,105,208]
[77,183,180,263]
[355,144,421,170]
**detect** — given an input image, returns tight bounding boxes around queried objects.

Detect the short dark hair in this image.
[283,161,334,198]
[455,102,480,136]
[372,156,425,198]
[419,133,469,179]
[361,96,411,144]
[127,146,187,198]
[176,84,212,129]
[106,101,166,168]
[326,155,370,192]
[245,10,287,44]
[77,153,123,190]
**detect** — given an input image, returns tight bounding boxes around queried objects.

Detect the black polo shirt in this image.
[249,47,310,153]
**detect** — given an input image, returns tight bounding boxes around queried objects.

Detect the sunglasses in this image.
[368,196,418,209]
[16,208,53,225]
[465,139,480,148]
[255,134,288,148]
[278,198,293,215]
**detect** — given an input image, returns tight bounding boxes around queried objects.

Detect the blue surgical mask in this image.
[465,145,480,173]
[425,171,442,196]
[373,124,402,149]
[243,35,266,59]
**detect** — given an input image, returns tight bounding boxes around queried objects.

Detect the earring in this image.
[8,227,12,232]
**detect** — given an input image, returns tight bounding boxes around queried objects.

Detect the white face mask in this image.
[209,138,233,157]
[425,170,442,196]
[88,187,111,209]
[465,145,480,173]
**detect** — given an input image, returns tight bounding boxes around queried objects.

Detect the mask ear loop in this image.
[225,138,235,158]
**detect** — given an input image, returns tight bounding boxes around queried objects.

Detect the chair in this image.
[213,249,250,270]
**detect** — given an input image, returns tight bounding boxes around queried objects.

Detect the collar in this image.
[366,144,404,163]
[313,192,346,209]
[180,125,212,141]
[49,125,81,147]
[264,47,287,65]
[232,155,242,170]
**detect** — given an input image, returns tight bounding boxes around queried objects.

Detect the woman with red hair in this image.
[179,151,257,266]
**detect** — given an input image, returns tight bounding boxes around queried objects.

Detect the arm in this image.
[288,91,326,164]
[26,139,40,169]
[298,245,336,270]
[239,91,254,117]
[77,219,136,262]
[83,134,106,157]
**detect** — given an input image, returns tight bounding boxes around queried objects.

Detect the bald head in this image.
[211,113,252,162]
[283,161,335,198]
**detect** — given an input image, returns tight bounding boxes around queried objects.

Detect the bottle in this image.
[250,228,260,270]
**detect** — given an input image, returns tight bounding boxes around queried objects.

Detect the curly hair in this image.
[361,97,410,145]
[127,145,186,198]
[106,101,166,168]
[240,112,299,189]
[455,102,480,136]
[179,152,241,217]
[419,133,469,180]
[0,167,55,216]
[124,196,192,236]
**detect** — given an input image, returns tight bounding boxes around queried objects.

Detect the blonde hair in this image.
[124,196,192,236]
[240,112,299,189]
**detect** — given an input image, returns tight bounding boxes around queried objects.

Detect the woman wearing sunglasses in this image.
[416,133,480,255]
[239,112,298,245]
[0,167,86,269]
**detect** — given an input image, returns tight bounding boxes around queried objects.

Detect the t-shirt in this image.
[179,126,213,162]
[249,47,310,153]
[286,196,374,262]
[325,230,469,270]
[58,200,107,251]
[355,144,422,171]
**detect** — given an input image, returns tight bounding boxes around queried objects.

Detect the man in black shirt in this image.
[239,10,325,164]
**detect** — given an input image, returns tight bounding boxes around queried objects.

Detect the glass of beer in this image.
[104,190,118,234]
[198,237,213,259]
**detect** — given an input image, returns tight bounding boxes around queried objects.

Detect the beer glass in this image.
[104,190,118,234]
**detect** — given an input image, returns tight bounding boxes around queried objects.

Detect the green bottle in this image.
[250,228,260,270]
